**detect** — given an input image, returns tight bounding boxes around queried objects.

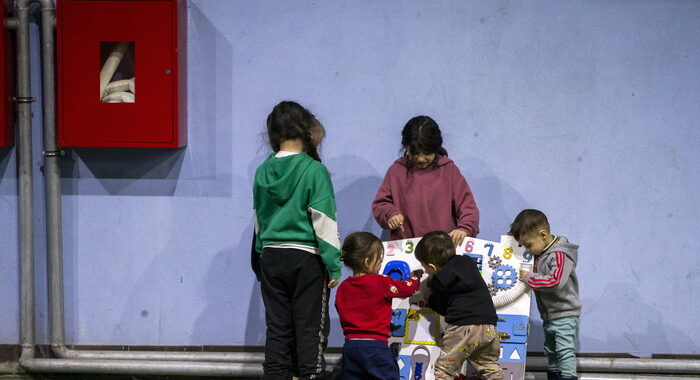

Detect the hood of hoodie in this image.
[544,236,579,264]
[394,154,453,170]
[255,152,315,204]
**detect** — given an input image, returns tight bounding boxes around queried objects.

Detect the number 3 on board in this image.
[405,241,415,254]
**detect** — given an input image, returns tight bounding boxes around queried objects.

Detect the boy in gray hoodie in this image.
[510,209,581,380]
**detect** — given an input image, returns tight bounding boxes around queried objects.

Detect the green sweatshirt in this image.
[253,152,342,279]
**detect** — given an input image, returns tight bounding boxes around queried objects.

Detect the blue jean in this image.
[342,339,399,380]
[543,316,580,377]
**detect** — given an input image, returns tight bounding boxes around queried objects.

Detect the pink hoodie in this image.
[372,155,479,240]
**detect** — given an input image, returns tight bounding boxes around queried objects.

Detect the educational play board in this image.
[381,235,532,380]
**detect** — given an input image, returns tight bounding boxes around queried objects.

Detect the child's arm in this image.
[372,170,402,230]
[427,288,448,315]
[383,272,422,298]
[307,166,343,281]
[253,210,263,255]
[251,210,263,281]
[250,231,261,282]
[523,251,574,292]
[451,166,479,237]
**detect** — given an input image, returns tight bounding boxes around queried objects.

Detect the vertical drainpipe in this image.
[13,0,37,363]
[35,0,66,352]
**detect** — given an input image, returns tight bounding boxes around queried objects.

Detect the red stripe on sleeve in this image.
[528,252,564,289]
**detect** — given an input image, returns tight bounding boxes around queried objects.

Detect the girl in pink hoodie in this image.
[372,116,479,246]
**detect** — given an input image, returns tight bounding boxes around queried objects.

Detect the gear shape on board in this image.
[488,255,502,269]
[487,283,499,297]
[492,264,518,290]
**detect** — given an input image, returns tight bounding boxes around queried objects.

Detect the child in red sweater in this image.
[335,232,422,380]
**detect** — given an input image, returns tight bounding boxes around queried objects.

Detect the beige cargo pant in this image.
[434,324,504,380]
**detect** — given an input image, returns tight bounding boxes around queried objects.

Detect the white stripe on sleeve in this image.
[308,207,341,250]
[253,210,259,234]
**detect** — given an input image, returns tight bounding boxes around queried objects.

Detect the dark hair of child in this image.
[415,230,455,269]
[266,100,323,162]
[341,232,383,273]
[401,116,448,159]
[509,209,550,240]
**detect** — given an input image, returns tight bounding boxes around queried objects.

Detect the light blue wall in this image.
[1,1,698,357]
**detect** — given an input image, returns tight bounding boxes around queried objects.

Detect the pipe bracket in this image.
[43,150,65,157]
[10,96,36,103]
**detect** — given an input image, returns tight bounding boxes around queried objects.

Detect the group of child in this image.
[252,101,581,380]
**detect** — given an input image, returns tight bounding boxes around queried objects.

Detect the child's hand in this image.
[448,229,468,246]
[519,270,530,281]
[411,269,424,279]
[328,278,340,288]
[388,214,405,231]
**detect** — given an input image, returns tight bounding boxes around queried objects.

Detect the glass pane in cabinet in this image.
[99,41,135,103]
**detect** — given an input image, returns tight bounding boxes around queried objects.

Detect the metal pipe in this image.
[52,347,343,364]
[19,358,265,377]
[35,0,66,349]
[526,373,700,380]
[576,375,700,380]
[526,356,700,375]
[52,346,269,363]
[18,357,342,377]
[48,348,700,376]
[14,0,37,363]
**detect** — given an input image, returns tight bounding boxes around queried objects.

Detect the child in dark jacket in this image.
[511,209,581,380]
[372,116,479,246]
[335,232,422,380]
[415,231,504,380]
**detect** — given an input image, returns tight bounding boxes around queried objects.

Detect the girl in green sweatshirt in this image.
[253,101,341,380]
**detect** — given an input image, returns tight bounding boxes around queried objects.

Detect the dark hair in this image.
[415,231,455,269]
[342,232,383,273]
[401,116,448,161]
[266,101,323,162]
[509,209,550,240]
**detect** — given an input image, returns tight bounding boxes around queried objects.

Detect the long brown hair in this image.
[266,101,323,162]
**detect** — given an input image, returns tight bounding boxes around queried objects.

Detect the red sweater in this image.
[335,274,420,341]
[372,155,479,240]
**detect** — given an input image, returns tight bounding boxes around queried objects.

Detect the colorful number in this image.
[503,247,513,259]
[484,243,494,256]
[523,251,533,263]
[465,239,474,253]
[386,242,398,256]
[405,241,415,254]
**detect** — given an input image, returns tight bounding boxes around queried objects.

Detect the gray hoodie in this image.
[523,236,581,320]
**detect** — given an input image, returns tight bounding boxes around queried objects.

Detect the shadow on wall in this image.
[241,222,265,346]
[325,154,383,240]
[0,146,14,192]
[457,157,529,241]
[524,282,699,356]
[243,154,271,346]
[109,226,243,345]
[575,283,697,356]
[324,154,385,346]
[59,147,186,196]
[190,243,241,344]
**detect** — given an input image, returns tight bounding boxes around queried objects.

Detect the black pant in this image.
[261,248,329,380]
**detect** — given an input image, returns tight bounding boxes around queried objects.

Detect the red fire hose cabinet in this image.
[57,0,186,148]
